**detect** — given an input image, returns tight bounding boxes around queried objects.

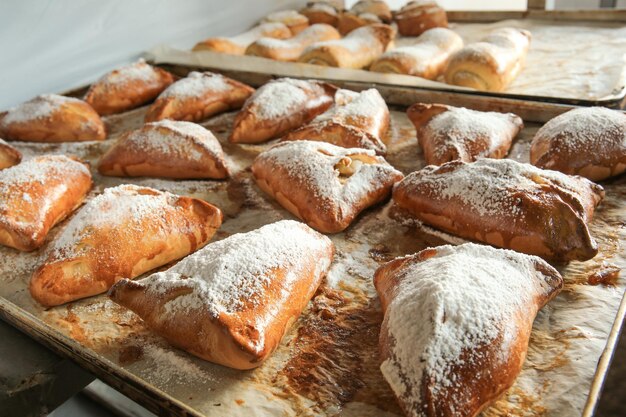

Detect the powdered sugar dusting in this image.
[143,343,213,384]
[245,79,315,120]
[263,10,307,25]
[2,94,84,125]
[160,72,229,99]
[96,59,160,88]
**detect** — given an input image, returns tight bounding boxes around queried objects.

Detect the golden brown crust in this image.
[245,24,340,62]
[338,0,392,34]
[262,10,310,35]
[337,12,381,36]
[0,155,92,251]
[300,2,340,27]
[192,23,292,55]
[0,139,22,170]
[394,0,448,37]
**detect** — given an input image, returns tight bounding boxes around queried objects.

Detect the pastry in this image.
[262,10,309,35]
[445,28,531,92]
[392,158,604,261]
[230,78,337,144]
[393,0,448,37]
[530,107,626,181]
[370,28,463,78]
[84,59,175,116]
[375,243,563,417]
[245,24,340,62]
[0,94,106,142]
[252,141,403,233]
[298,24,395,69]
[0,138,22,170]
[407,103,523,165]
[0,155,92,251]
[300,2,340,27]
[338,0,392,35]
[30,184,222,307]
[192,23,292,55]
[144,71,254,123]
[108,220,334,369]
[98,120,229,179]
[283,88,389,154]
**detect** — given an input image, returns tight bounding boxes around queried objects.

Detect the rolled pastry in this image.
[0,94,106,142]
[0,155,92,251]
[230,78,337,144]
[370,28,463,78]
[445,27,531,92]
[338,0,392,35]
[30,184,222,307]
[192,23,292,55]
[0,138,22,170]
[393,158,605,261]
[84,59,175,116]
[98,120,229,179]
[407,103,523,165]
[300,2,340,27]
[375,243,563,417]
[530,107,626,181]
[262,10,309,35]
[298,24,395,69]
[109,220,334,369]
[246,24,340,62]
[145,71,254,123]
[252,141,403,233]
[283,88,390,154]
[393,0,448,37]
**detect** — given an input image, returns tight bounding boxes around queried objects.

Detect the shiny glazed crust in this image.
[0,139,22,170]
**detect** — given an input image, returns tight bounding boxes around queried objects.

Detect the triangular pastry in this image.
[84,59,175,116]
[0,155,92,251]
[407,103,523,165]
[229,78,337,144]
[98,120,229,179]
[245,24,340,62]
[144,71,254,123]
[252,141,403,233]
[30,184,222,307]
[192,22,292,55]
[261,10,310,35]
[393,158,605,261]
[0,138,22,169]
[0,94,106,142]
[108,220,334,369]
[283,88,390,154]
[375,243,563,417]
[300,2,340,27]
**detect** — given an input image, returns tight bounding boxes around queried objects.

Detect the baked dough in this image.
[98,120,229,179]
[298,24,395,69]
[530,107,626,181]
[393,158,604,261]
[283,88,389,154]
[84,59,175,116]
[375,243,563,417]
[0,94,106,142]
[407,103,523,165]
[192,23,292,55]
[300,2,340,27]
[230,78,337,144]
[108,220,334,369]
[261,10,309,35]
[445,28,531,92]
[393,0,448,37]
[338,0,392,35]
[0,155,92,251]
[370,28,463,78]
[145,71,254,123]
[30,184,222,307]
[0,138,22,170]
[245,24,340,61]
[252,141,403,233]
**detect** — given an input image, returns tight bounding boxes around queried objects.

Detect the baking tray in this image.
[0,69,625,417]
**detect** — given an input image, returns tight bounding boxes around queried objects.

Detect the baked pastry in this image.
[0,138,22,170]
[261,10,309,35]
[530,107,626,181]
[445,28,531,92]
[338,0,392,35]
[393,0,448,37]
[370,28,463,78]
[230,78,337,144]
[283,88,389,154]
[84,59,175,116]
[0,94,106,142]
[407,103,523,165]
[245,24,340,62]
[144,71,254,123]
[98,120,229,179]
[393,158,605,261]
[252,141,403,233]
[192,23,292,55]
[375,243,563,417]
[298,24,395,69]
[30,184,222,307]
[300,2,340,27]
[0,155,92,251]
[108,220,334,369]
